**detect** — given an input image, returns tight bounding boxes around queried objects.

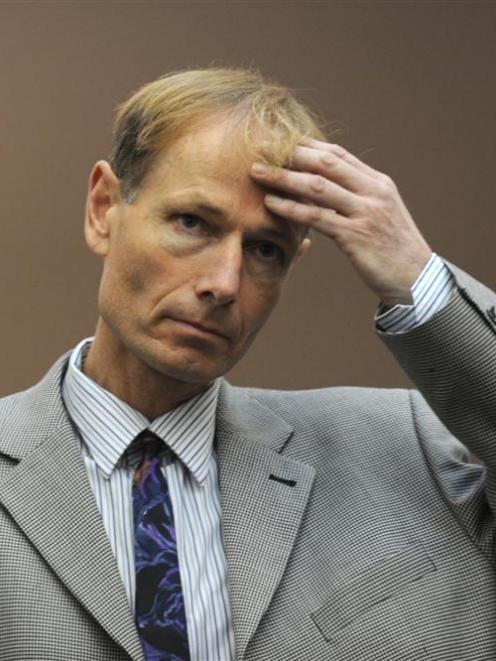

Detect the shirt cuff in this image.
[375,253,456,334]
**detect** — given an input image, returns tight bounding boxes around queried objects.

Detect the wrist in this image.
[380,250,433,306]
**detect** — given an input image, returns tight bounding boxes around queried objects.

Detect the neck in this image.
[82,320,212,420]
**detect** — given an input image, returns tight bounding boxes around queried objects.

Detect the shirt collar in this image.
[62,337,220,486]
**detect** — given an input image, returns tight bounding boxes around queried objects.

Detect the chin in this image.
[144,342,234,384]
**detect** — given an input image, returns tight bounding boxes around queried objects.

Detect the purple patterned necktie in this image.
[131,430,190,661]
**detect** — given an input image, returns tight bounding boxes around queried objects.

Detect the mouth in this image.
[168,317,231,341]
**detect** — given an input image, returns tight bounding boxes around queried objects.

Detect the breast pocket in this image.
[310,542,436,657]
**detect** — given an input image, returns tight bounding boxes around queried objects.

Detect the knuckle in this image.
[320,152,336,168]
[307,205,323,224]
[329,143,348,159]
[363,198,382,216]
[310,174,328,194]
[377,174,395,195]
[377,183,390,198]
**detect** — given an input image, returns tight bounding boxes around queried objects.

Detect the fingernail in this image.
[265,194,282,205]
[252,162,267,175]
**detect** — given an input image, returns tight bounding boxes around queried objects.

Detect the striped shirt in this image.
[60,252,454,661]
[62,355,235,661]
[376,252,455,332]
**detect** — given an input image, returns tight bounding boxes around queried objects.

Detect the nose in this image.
[195,238,243,306]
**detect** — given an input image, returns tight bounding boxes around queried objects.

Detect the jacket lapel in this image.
[0,355,144,661]
[216,382,315,660]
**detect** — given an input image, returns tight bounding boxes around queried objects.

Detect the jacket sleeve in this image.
[378,261,496,528]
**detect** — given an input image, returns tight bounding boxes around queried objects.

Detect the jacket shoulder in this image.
[238,383,413,428]
[0,353,71,460]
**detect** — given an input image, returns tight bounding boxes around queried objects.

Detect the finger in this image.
[289,144,374,194]
[264,194,349,239]
[251,163,358,216]
[297,138,383,180]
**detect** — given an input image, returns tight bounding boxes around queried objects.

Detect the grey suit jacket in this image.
[1,263,496,661]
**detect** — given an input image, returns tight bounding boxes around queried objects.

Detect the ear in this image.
[289,236,311,271]
[84,160,123,257]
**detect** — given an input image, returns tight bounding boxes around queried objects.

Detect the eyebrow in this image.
[167,198,300,249]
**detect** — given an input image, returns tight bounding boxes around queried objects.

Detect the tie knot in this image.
[132,430,169,462]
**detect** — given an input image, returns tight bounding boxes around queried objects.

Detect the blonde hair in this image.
[110,66,327,202]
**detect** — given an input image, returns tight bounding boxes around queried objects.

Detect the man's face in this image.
[88,118,307,385]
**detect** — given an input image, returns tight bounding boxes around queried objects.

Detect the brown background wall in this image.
[0,1,494,397]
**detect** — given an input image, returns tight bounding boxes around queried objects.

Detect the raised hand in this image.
[251,139,432,305]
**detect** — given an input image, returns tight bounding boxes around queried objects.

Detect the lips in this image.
[168,317,231,340]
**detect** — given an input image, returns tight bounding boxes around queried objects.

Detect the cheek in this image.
[115,235,171,293]
[102,253,148,300]
[241,281,282,333]
[125,258,150,294]
[98,243,162,320]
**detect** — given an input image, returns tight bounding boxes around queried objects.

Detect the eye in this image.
[176,214,204,232]
[253,241,284,262]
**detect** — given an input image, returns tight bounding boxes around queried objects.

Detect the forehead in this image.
[144,119,262,197]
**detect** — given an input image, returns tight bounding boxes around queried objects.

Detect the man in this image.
[1,67,495,661]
